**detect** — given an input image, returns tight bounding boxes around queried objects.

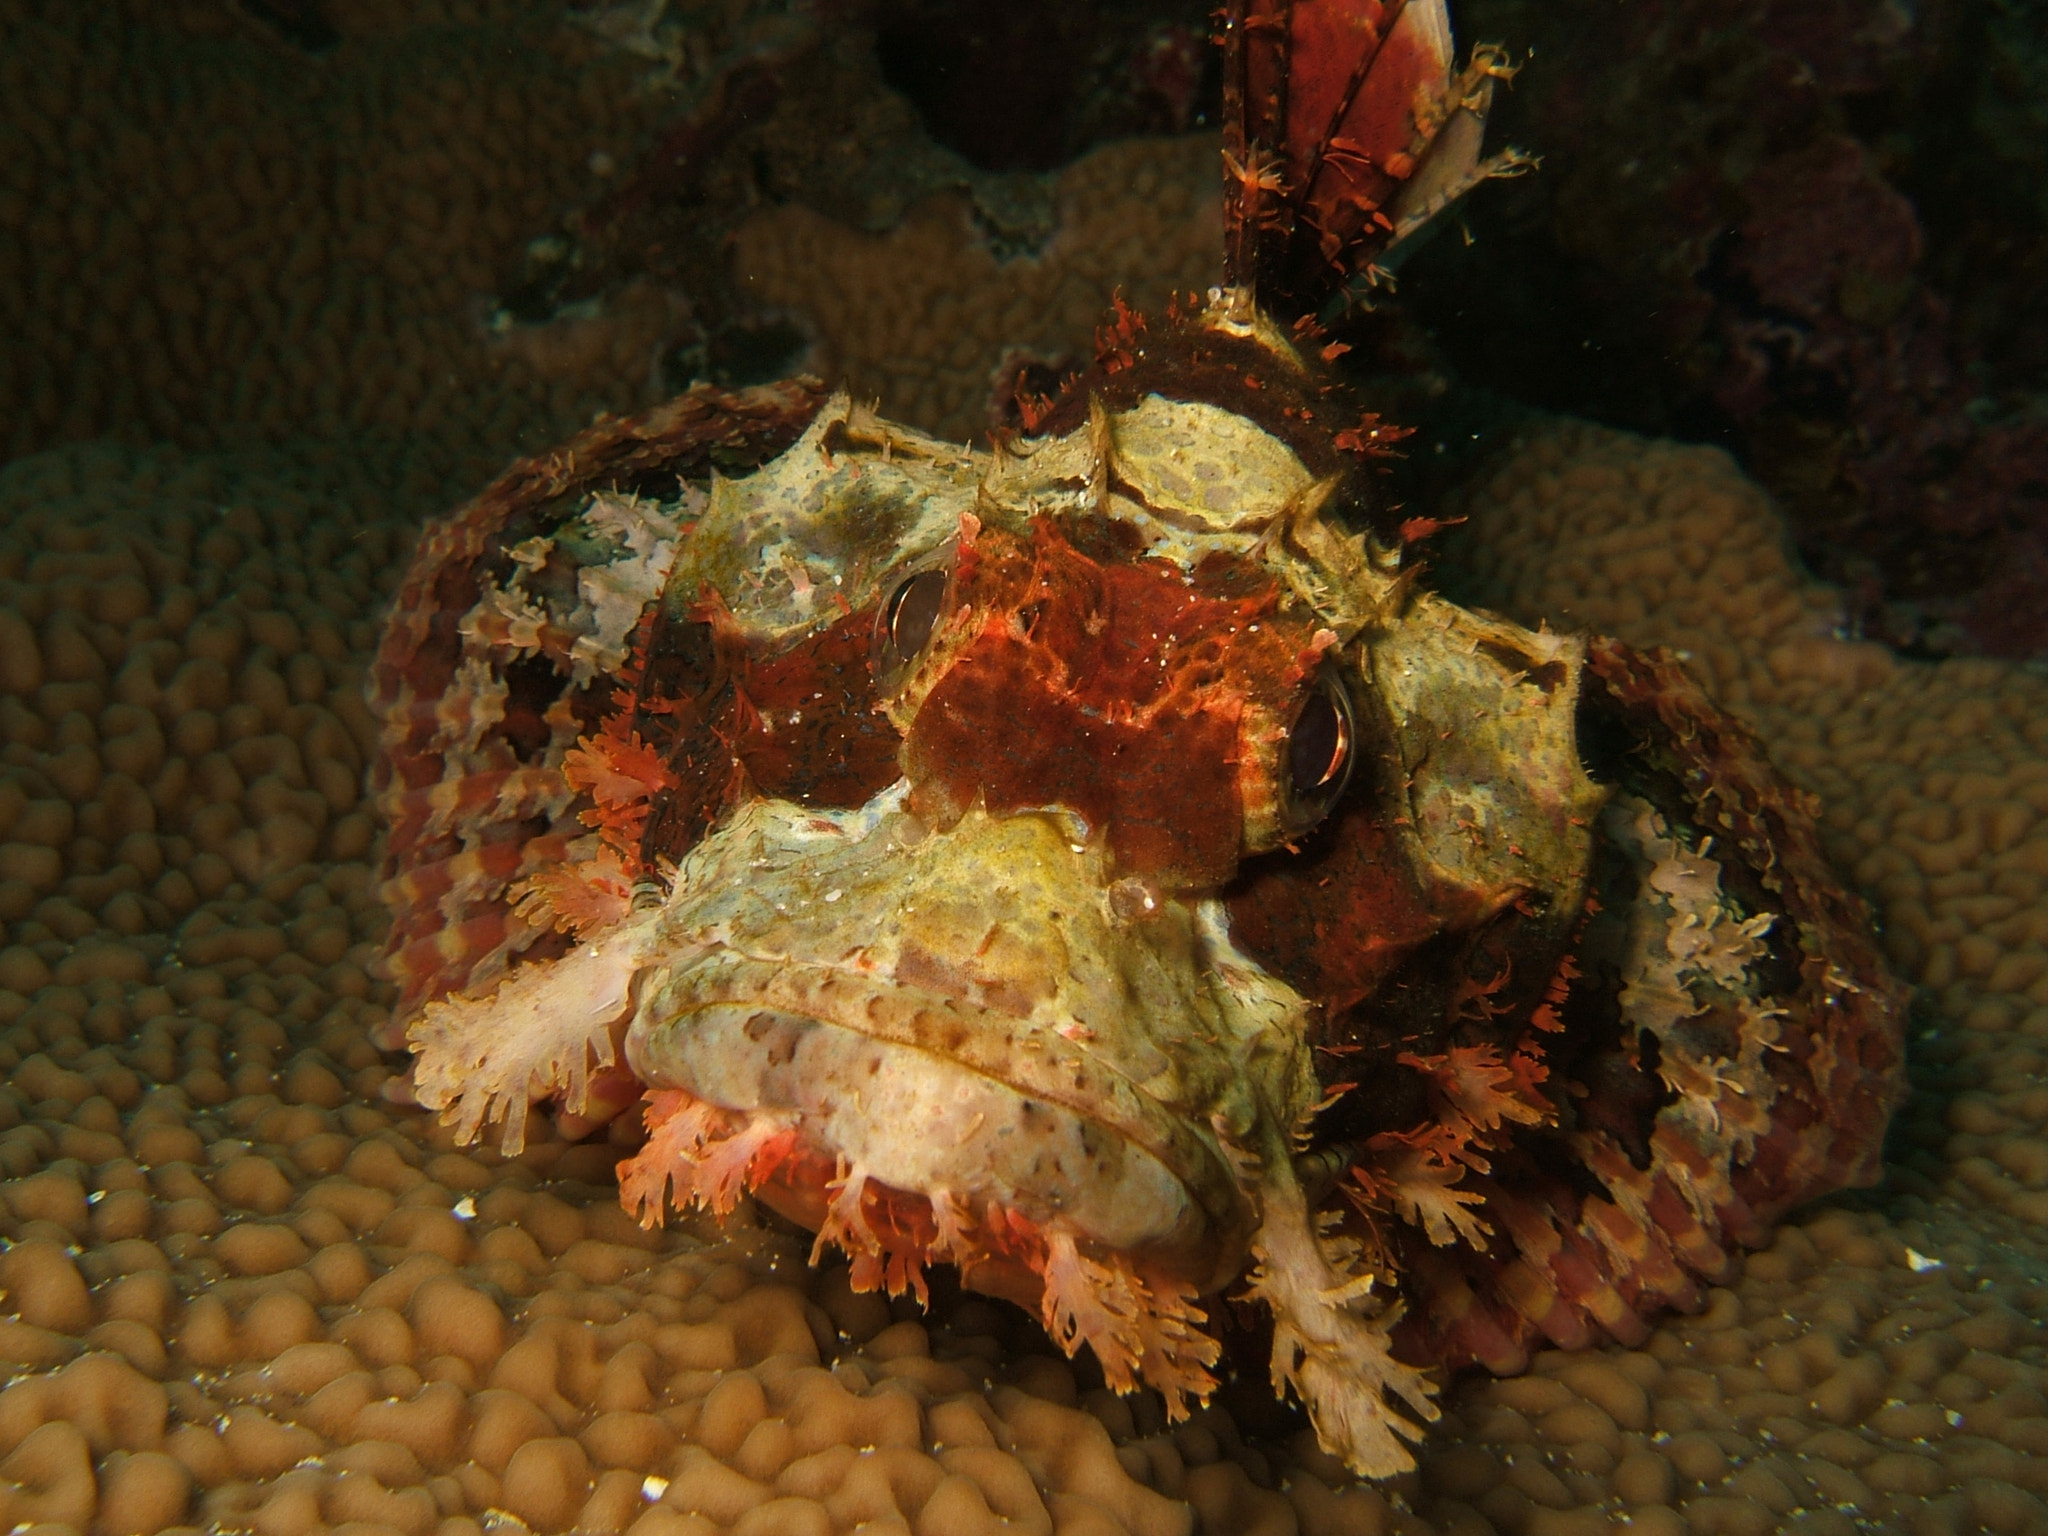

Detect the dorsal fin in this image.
[1219,0,1527,321]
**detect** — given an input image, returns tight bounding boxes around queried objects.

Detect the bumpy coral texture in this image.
[0,0,1228,499]
[0,414,2046,1535]
[730,136,1221,442]
[0,0,672,501]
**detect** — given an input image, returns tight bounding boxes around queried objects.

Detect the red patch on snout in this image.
[904,521,1320,888]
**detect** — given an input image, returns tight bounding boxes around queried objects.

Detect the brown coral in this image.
[0,0,674,499]
[730,136,1221,441]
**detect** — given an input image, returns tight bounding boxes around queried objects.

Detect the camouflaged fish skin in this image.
[375,361,1904,1477]
[372,0,1905,1480]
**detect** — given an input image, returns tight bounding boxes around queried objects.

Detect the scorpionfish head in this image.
[387,307,1903,1476]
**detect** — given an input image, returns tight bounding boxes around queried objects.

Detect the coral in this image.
[476,1,1230,451]
[0,0,674,498]
[2,0,1216,472]
[730,136,1222,440]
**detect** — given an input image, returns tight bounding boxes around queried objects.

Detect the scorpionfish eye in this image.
[1283,672,1355,830]
[873,564,951,691]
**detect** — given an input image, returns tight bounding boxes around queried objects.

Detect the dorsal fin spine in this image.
[1285,0,1412,232]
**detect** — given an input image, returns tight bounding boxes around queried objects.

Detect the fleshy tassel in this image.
[1126,1267,1222,1422]
[407,909,660,1155]
[1398,1043,1553,1138]
[1041,1229,1144,1390]
[510,846,637,938]
[928,1187,977,1264]
[619,1090,795,1226]
[1350,1125,1493,1248]
[1036,1229,1220,1419]
[812,1162,880,1269]
[1243,1139,1440,1478]
[564,725,675,853]
[804,1164,936,1304]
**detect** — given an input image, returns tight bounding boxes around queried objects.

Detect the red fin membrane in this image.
[1220,0,1526,318]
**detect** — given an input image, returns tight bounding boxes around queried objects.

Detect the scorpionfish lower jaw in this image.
[405,780,1315,1361]
[626,1001,1216,1271]
[617,785,1289,1280]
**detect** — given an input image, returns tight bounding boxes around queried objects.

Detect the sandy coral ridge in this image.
[0,0,1229,506]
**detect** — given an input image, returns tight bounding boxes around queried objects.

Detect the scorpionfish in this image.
[370,0,1906,1476]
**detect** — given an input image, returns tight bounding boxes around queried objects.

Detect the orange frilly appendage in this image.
[1343,1039,1558,1254]
[619,1088,802,1224]
[1038,1228,1220,1416]
[618,1087,1223,1419]
[503,718,677,938]
[564,719,677,858]
[509,845,637,937]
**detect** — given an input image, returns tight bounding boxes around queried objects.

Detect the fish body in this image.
[372,1,1906,1477]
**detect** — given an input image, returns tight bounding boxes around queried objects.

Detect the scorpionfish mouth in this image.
[414,783,1311,1411]
[618,788,1278,1293]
